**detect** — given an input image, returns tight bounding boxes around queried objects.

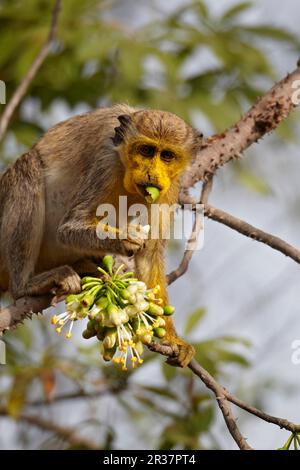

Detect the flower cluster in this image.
[51,255,174,370]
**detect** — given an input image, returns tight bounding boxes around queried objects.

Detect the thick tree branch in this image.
[181,65,300,190]
[0,0,62,142]
[205,204,300,264]
[0,405,99,449]
[0,295,51,332]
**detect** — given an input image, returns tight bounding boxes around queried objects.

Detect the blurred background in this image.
[0,0,300,450]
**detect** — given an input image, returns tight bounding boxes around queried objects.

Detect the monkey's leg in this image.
[1,152,81,300]
[134,239,195,368]
[19,265,82,300]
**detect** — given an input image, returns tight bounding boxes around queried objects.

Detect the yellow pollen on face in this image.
[51,315,57,325]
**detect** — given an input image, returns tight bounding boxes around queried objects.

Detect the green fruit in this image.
[145,186,160,203]
[163,305,175,316]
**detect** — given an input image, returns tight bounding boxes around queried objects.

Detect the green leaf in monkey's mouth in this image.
[145,186,160,203]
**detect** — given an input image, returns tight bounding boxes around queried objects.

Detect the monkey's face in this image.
[113,109,202,200]
[122,138,191,199]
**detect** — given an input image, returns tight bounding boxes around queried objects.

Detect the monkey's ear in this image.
[112,114,132,146]
[194,129,204,144]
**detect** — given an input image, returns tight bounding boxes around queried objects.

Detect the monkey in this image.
[0,104,203,367]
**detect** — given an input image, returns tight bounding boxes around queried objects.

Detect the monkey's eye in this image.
[139,145,156,157]
[160,150,176,162]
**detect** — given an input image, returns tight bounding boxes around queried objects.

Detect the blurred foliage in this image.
[0,308,251,449]
[0,0,300,450]
[0,0,299,160]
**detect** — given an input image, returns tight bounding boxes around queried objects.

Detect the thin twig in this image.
[27,388,111,407]
[205,204,300,264]
[167,177,213,285]
[149,343,300,447]
[0,0,62,142]
[0,405,99,449]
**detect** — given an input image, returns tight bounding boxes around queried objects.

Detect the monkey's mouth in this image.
[136,183,162,198]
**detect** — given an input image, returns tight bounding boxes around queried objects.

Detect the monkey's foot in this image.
[121,236,145,257]
[48,266,82,305]
[161,336,195,368]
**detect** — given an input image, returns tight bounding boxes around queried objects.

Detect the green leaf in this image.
[221,2,252,22]
[159,406,214,449]
[243,26,300,44]
[184,308,206,335]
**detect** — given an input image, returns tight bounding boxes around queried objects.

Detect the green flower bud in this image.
[102,255,114,275]
[147,302,164,316]
[87,319,96,331]
[103,329,117,349]
[136,281,147,291]
[120,289,131,300]
[153,327,166,338]
[107,303,119,316]
[100,343,117,361]
[96,327,106,341]
[82,329,97,339]
[81,294,95,308]
[96,297,109,309]
[163,305,175,316]
[135,300,149,312]
[140,332,153,345]
[135,341,144,356]
[125,305,139,317]
[153,317,166,328]
[127,283,138,295]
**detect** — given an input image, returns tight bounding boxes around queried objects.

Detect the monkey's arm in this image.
[57,205,144,257]
[134,239,195,368]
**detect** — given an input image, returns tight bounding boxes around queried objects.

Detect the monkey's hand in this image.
[120,223,148,257]
[161,334,195,368]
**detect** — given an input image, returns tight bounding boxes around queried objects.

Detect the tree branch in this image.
[0,0,62,142]
[0,295,51,332]
[205,204,300,264]
[148,343,300,449]
[148,343,252,450]
[167,177,213,285]
[180,65,300,190]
